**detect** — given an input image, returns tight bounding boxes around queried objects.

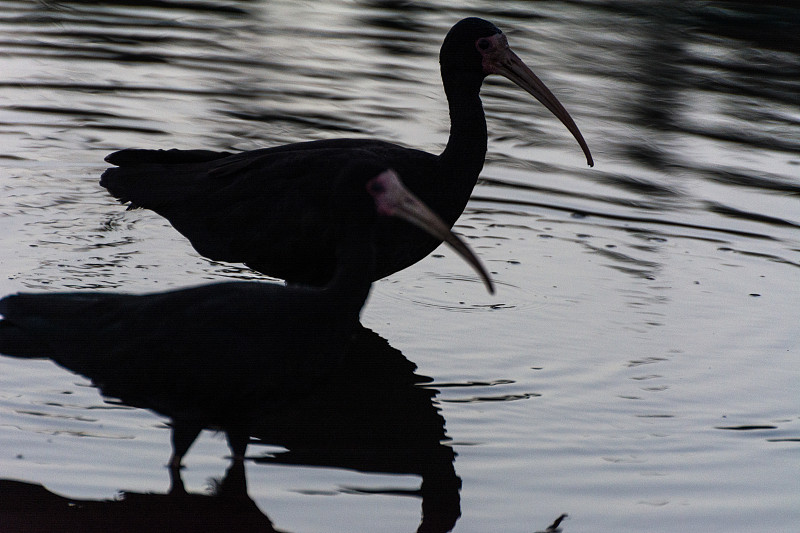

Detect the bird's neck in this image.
[439,71,488,177]
[323,234,375,318]
[325,271,372,317]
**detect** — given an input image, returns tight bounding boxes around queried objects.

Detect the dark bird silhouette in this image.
[251,325,462,533]
[0,166,491,470]
[0,327,461,533]
[100,17,593,286]
[0,462,281,533]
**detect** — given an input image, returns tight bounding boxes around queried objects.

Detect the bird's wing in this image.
[99,141,406,282]
[0,282,313,363]
[0,282,351,415]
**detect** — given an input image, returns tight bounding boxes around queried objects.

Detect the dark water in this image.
[0,1,798,532]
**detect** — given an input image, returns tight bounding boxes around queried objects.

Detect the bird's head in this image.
[440,17,594,167]
[333,165,494,294]
[366,168,494,294]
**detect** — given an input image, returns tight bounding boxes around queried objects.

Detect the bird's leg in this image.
[168,461,187,496]
[226,429,249,463]
[216,457,248,498]
[168,420,202,469]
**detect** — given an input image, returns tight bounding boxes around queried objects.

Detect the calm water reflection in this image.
[2,461,278,532]
[0,1,798,532]
[1,325,461,532]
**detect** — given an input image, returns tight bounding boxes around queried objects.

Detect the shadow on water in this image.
[0,325,462,533]
[0,461,278,532]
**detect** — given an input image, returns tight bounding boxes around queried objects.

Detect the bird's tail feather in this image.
[100,149,230,209]
[104,148,231,167]
[0,320,50,359]
[0,293,126,359]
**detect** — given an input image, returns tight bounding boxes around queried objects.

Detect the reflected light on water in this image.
[0,1,798,532]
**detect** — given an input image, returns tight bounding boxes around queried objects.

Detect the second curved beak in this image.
[371,170,495,295]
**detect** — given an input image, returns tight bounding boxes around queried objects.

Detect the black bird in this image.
[0,166,492,469]
[100,17,593,286]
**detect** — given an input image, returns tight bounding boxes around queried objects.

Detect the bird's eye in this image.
[477,38,491,51]
[367,180,385,194]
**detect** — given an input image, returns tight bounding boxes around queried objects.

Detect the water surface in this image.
[0,1,798,532]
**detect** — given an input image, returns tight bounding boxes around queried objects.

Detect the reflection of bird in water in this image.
[100,17,592,286]
[0,326,462,533]
[0,462,282,533]
[0,166,491,471]
[252,325,462,533]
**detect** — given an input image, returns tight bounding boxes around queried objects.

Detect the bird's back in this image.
[0,282,364,422]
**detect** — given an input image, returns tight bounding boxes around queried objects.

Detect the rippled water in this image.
[1,1,798,532]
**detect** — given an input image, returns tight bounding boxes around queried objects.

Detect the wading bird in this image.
[101,17,592,285]
[0,167,493,468]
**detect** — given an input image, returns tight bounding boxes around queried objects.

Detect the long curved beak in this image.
[371,170,495,294]
[487,39,593,167]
